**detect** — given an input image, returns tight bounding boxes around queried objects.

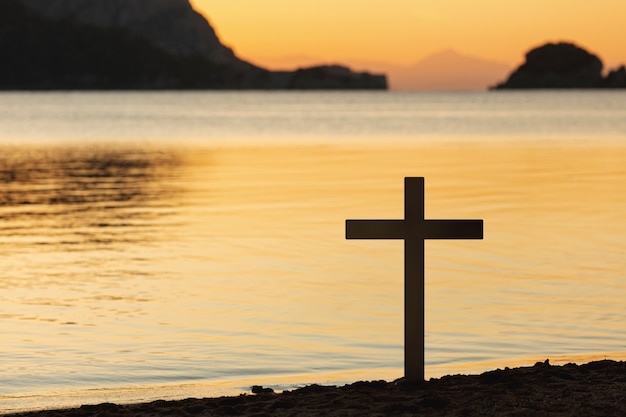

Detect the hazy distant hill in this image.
[3,0,387,90]
[390,50,511,91]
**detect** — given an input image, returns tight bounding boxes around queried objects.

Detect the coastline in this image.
[5,360,626,417]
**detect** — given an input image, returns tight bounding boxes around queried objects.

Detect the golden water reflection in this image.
[0,145,181,250]
[2,142,626,408]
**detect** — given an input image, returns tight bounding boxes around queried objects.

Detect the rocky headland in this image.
[0,0,387,90]
[493,42,626,89]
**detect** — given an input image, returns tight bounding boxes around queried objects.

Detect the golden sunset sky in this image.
[191,0,626,71]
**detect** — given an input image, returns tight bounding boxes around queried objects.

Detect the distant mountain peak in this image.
[412,49,507,68]
[393,50,511,91]
[425,49,461,58]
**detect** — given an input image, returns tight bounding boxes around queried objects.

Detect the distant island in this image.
[0,0,387,90]
[492,42,626,89]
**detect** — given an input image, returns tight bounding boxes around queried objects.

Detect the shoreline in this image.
[5,359,626,417]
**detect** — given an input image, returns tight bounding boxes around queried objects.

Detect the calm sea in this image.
[1,91,626,413]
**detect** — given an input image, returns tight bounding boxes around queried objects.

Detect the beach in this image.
[6,360,626,417]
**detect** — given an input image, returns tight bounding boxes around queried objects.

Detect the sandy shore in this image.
[6,360,626,417]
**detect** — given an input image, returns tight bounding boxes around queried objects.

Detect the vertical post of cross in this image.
[403,177,425,382]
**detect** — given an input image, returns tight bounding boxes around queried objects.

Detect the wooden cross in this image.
[346,177,483,382]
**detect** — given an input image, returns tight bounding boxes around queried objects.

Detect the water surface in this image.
[1,91,626,413]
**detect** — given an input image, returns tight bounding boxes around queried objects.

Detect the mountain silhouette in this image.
[1,0,387,90]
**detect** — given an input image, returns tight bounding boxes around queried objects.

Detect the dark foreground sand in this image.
[7,360,626,417]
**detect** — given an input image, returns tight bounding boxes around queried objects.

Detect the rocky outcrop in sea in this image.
[1,0,387,90]
[288,65,390,89]
[492,42,626,89]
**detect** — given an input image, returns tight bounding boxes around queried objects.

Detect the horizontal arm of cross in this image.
[346,219,483,240]
[346,219,405,239]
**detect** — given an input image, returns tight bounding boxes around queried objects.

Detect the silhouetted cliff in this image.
[493,42,626,89]
[1,0,387,90]
[17,0,248,69]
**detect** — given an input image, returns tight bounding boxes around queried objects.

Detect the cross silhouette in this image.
[346,177,483,382]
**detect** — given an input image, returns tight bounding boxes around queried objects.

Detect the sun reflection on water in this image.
[1,141,626,412]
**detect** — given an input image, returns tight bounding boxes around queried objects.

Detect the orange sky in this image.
[191,0,626,71]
